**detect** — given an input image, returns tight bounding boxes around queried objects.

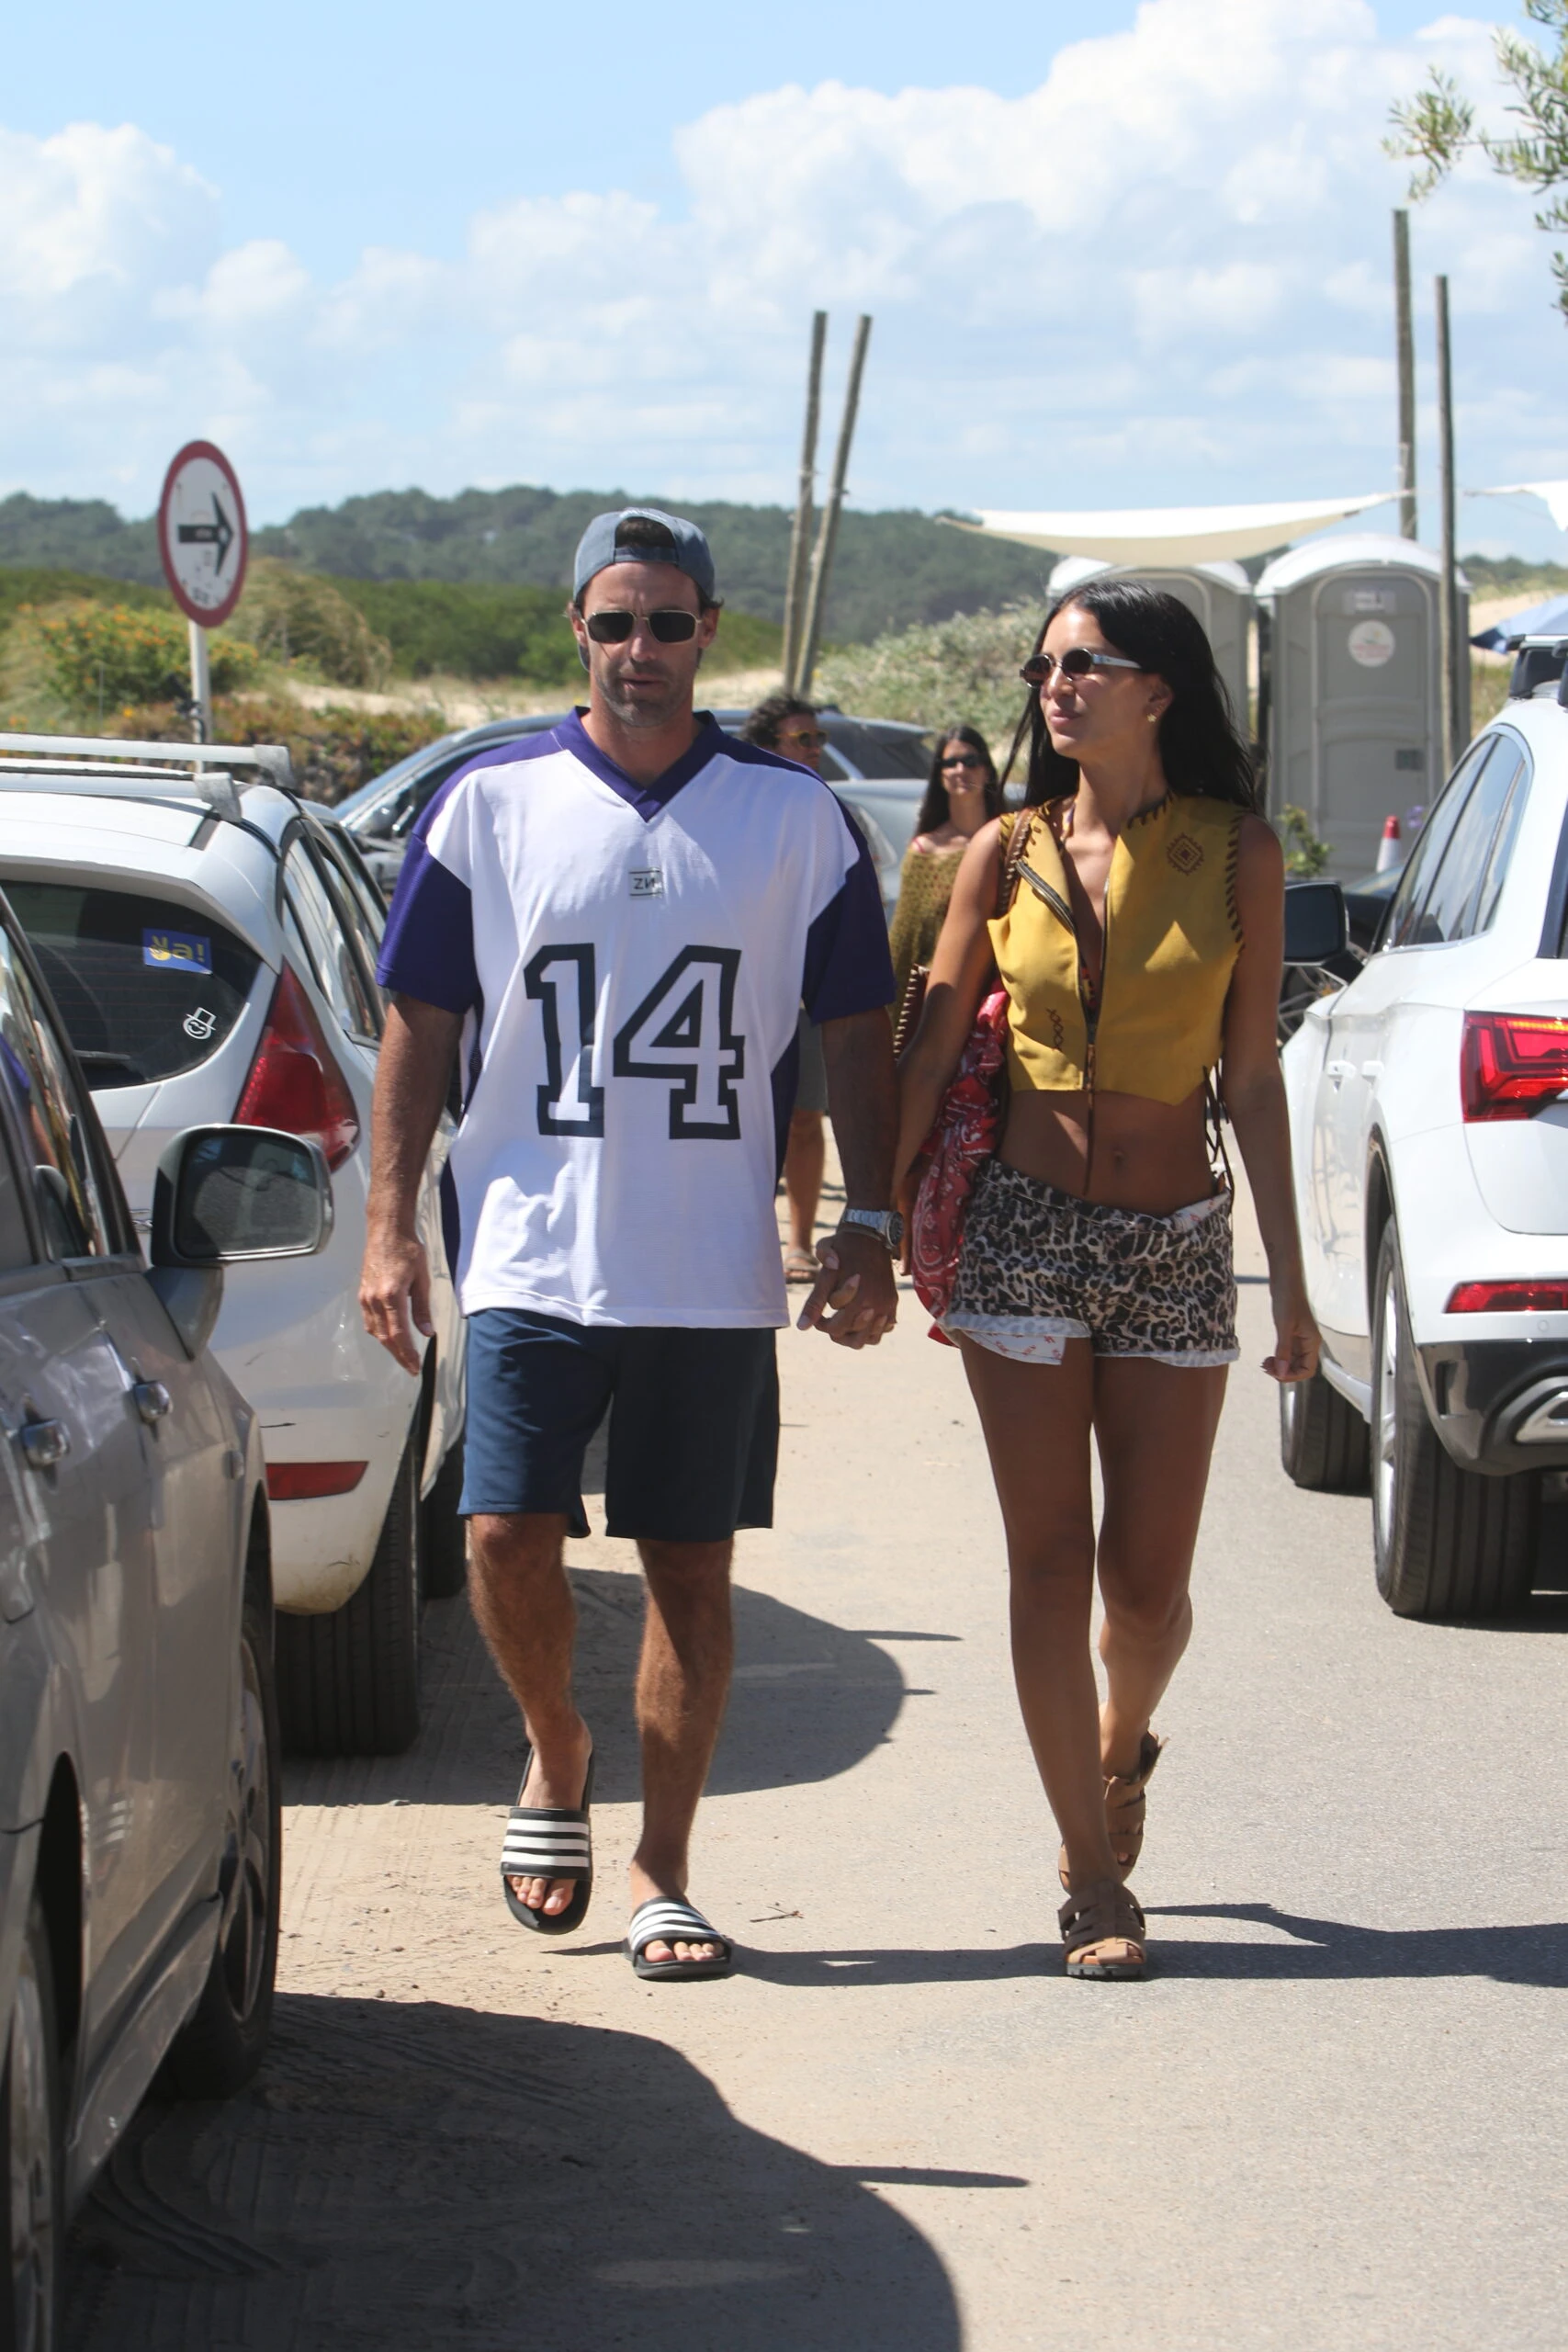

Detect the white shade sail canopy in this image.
[948,492,1393,566]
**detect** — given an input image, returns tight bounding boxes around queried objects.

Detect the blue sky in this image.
[5,0,1564,557]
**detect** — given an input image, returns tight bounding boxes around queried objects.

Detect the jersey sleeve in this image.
[802,800,896,1022]
[376,777,479,1014]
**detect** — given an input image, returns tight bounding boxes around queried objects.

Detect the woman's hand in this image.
[1263,1286,1320,1384]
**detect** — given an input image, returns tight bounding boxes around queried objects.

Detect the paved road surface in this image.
[65,1186,1568,2348]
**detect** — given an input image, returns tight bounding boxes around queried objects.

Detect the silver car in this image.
[0,888,333,2348]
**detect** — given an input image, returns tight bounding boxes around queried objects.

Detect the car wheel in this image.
[3,1895,62,2352]
[276,1426,422,1757]
[420,1436,468,1602]
[1279,1365,1370,1492]
[1371,1221,1539,1618]
[164,1592,281,2098]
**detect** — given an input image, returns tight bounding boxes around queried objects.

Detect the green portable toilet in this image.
[1049,556,1252,731]
[1255,534,1468,880]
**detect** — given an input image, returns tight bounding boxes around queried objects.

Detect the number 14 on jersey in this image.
[523,943,746,1140]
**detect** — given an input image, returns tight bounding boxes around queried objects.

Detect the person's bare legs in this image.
[468,1510,592,1917]
[628,1537,734,1966]
[784,1108,826,1258]
[958,1336,1122,1891]
[1092,1357,1226,1775]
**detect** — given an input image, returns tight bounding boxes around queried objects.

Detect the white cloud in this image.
[3,0,1567,549]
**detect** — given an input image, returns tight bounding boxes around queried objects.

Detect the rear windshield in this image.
[6,882,260,1090]
[824,720,933,780]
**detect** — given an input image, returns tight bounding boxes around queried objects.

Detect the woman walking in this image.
[888,725,1004,1021]
[894,582,1318,1981]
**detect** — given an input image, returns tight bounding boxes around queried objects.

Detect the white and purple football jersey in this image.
[377,711,895,1329]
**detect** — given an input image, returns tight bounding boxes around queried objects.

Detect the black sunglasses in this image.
[1020,648,1143,686]
[584,607,701,645]
[941,751,986,770]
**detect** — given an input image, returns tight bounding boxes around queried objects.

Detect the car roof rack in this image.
[0,732,296,826]
[1507,638,1568,702]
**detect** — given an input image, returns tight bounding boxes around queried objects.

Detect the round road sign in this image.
[158,441,249,627]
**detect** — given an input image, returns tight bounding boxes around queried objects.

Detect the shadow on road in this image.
[1142,1903,1568,1984]
[738,1908,1568,1990]
[286,1566,908,1809]
[65,1991,962,2352]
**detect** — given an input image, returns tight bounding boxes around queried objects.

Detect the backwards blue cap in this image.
[572,506,716,602]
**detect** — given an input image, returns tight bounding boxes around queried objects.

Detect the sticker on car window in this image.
[142,927,212,974]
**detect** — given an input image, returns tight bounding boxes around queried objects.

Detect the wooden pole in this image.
[781,312,827,694]
[187,617,211,744]
[797,314,873,696]
[1393,210,1417,541]
[1435,274,1460,775]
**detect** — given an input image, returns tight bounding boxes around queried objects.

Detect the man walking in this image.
[359,508,900,1979]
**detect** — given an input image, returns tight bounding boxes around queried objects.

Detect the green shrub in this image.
[35,600,257,711]
[1276,805,1331,877]
[818,604,1037,750]
[231,560,392,688]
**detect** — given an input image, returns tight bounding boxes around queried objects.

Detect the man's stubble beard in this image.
[592,647,704,730]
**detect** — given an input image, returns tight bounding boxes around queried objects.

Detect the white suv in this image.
[0,734,466,1750]
[1280,650,1568,1617]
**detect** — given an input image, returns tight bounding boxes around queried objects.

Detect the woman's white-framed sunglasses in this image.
[1021,648,1144,686]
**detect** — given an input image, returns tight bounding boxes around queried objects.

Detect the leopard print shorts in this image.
[944,1158,1238,1367]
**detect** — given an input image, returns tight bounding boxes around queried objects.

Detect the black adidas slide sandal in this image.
[501,1747,595,1934]
[626,1895,735,1981]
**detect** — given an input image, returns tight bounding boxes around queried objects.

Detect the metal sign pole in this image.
[187,619,212,744]
[1393,211,1417,541]
[1435,274,1459,775]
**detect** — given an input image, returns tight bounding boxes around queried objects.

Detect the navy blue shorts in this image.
[458,1309,779,1543]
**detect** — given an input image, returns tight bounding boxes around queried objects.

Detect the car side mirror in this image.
[1283,879,1348,968]
[151,1125,333,1268]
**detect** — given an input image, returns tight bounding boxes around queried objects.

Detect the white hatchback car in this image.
[1280,649,1568,1618]
[0,734,466,1751]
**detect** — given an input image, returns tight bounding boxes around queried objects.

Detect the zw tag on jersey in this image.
[628,869,663,899]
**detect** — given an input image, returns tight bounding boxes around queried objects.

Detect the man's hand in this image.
[795,1227,898,1349]
[360,1227,434,1375]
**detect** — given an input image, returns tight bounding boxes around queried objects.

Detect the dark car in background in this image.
[333,709,934,918]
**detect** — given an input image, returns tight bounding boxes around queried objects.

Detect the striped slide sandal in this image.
[501,1746,595,1934]
[626,1896,735,1982]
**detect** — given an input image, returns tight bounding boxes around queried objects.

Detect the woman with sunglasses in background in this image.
[894,582,1318,1981]
[888,725,1004,1027]
[740,695,837,1283]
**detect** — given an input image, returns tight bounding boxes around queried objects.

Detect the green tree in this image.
[1388,1,1568,319]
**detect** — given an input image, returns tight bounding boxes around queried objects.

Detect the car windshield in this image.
[333,733,462,822]
[6,881,261,1090]
[825,720,934,779]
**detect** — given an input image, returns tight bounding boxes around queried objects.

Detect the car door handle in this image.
[17,1419,69,1471]
[1360,1059,1384,1080]
[131,1380,172,1427]
[1325,1058,1356,1083]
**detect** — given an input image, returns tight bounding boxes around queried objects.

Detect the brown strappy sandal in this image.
[1057,1731,1165,1892]
[1058,1879,1147,1980]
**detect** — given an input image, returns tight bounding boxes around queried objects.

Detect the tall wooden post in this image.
[781,313,827,694]
[1435,274,1461,774]
[797,314,873,696]
[1394,210,1417,541]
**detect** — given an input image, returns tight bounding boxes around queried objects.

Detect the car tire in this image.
[2,1895,62,2352]
[276,1426,423,1757]
[1371,1221,1539,1618]
[164,1591,281,2098]
[420,1436,468,1602]
[1279,1365,1371,1492]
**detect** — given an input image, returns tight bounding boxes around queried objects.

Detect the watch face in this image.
[886,1211,906,1248]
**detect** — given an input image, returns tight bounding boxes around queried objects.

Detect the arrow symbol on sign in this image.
[176,495,235,576]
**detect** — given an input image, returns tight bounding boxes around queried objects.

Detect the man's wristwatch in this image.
[837,1206,905,1254]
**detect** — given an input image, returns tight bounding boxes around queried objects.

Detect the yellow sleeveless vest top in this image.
[990,794,1245,1105]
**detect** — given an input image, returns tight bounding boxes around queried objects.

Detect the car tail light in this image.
[1447,1280,1568,1313]
[266,1461,367,1500]
[235,966,359,1168]
[1460,1011,1568,1121]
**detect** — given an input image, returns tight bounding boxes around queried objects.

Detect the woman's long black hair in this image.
[913,722,1005,836]
[1001,579,1259,812]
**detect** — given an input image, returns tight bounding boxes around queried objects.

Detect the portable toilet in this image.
[1048,556,1252,732]
[1255,534,1468,881]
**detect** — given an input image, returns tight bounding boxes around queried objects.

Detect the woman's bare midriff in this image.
[999,1084,1216,1214]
